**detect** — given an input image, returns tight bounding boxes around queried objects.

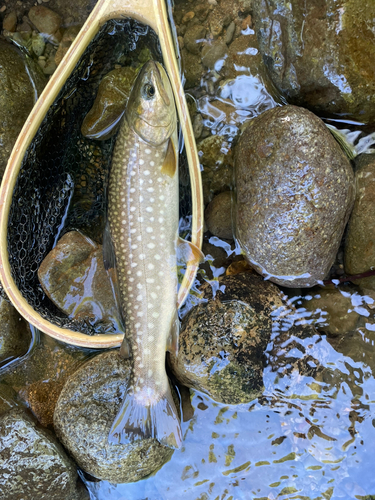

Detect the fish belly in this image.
[108,117,178,400]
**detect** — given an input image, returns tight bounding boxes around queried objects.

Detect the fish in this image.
[105,60,202,449]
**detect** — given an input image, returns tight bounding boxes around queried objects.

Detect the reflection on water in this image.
[83,301,375,499]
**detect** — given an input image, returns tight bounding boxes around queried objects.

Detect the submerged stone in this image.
[235,105,355,287]
[345,154,375,290]
[38,231,123,334]
[0,40,46,179]
[253,0,375,123]
[54,350,174,483]
[205,190,233,239]
[81,66,139,140]
[169,273,283,404]
[0,297,31,367]
[0,409,84,500]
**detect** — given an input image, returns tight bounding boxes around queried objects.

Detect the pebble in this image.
[181,11,195,24]
[205,191,233,239]
[3,11,17,32]
[225,21,236,44]
[28,5,62,36]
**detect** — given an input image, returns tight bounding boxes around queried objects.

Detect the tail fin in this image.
[108,385,182,449]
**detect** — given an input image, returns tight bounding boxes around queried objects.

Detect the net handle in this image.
[0,0,203,348]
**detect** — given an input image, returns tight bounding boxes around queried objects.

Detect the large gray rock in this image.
[0,40,46,179]
[54,350,175,483]
[0,297,31,366]
[235,105,355,287]
[169,273,283,404]
[0,409,83,500]
[345,154,375,290]
[253,0,375,123]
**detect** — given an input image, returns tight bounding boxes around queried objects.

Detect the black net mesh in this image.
[7,18,192,335]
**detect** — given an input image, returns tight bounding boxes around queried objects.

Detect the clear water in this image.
[2,0,375,498]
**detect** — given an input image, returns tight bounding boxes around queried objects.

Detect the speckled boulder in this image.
[169,273,285,404]
[253,0,375,123]
[54,351,175,483]
[235,105,355,287]
[0,409,83,500]
[345,154,375,290]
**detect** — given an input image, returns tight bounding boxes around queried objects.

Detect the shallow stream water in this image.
[2,0,375,498]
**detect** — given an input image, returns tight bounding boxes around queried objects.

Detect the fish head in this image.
[126,61,176,146]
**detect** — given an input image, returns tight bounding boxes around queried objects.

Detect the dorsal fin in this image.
[161,138,177,178]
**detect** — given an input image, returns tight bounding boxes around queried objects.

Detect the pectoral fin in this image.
[177,237,204,267]
[161,139,177,178]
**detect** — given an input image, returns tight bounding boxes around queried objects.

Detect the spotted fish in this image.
[106,61,201,449]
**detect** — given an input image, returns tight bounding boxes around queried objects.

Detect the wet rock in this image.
[3,11,17,32]
[81,66,138,140]
[55,24,81,66]
[345,154,375,290]
[181,48,203,88]
[192,113,203,139]
[32,31,46,57]
[28,5,62,36]
[183,24,206,55]
[303,285,360,336]
[0,383,19,416]
[235,105,355,288]
[0,297,31,367]
[205,191,233,239]
[26,379,65,427]
[225,21,236,44]
[198,134,229,167]
[0,408,81,500]
[224,34,263,80]
[253,0,375,123]
[0,40,46,179]
[169,273,282,404]
[201,39,228,70]
[38,231,123,334]
[54,351,174,482]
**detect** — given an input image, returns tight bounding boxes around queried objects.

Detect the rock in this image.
[32,31,46,57]
[253,0,375,123]
[0,40,46,179]
[201,39,228,70]
[192,113,203,139]
[183,24,206,55]
[198,134,229,168]
[181,48,203,88]
[0,409,82,500]
[3,11,17,32]
[224,34,263,80]
[54,351,175,482]
[38,231,123,334]
[28,5,62,36]
[26,380,64,427]
[345,154,375,290]
[55,24,81,66]
[225,21,236,44]
[0,383,19,416]
[169,273,281,404]
[0,297,31,367]
[205,191,233,239]
[81,66,138,140]
[303,285,360,336]
[235,105,355,288]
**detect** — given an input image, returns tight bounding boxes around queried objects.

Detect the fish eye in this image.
[143,83,155,100]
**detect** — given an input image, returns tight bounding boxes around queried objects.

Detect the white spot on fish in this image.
[144,348,150,354]
[135,322,141,328]
[136,283,142,289]
[136,356,141,361]
[148,263,155,270]
[140,378,144,384]
[139,159,144,165]
[137,312,143,317]
[151,292,157,299]
[131,244,137,250]
[137,235,142,241]
[145,148,151,154]
[146,227,153,233]
[158,218,164,223]
[149,336,154,342]
[147,187,154,192]
[130,188,135,193]
[150,161,155,166]
[139,253,146,260]
[131,262,137,268]
[137,295,142,301]
[136,387,141,392]
[152,312,159,318]
[146,278,155,284]
[138,216,144,222]
[148,369,153,377]
[148,323,153,328]
[131,171,136,176]
[137,271,142,277]
[154,254,161,260]
[130,207,136,212]
[159,195,165,201]
[146,207,153,212]
[147,243,155,249]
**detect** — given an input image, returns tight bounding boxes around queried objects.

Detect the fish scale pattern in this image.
[6,19,192,335]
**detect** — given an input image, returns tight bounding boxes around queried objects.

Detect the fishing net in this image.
[7,18,191,335]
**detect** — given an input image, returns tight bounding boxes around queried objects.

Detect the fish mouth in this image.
[152,61,171,107]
